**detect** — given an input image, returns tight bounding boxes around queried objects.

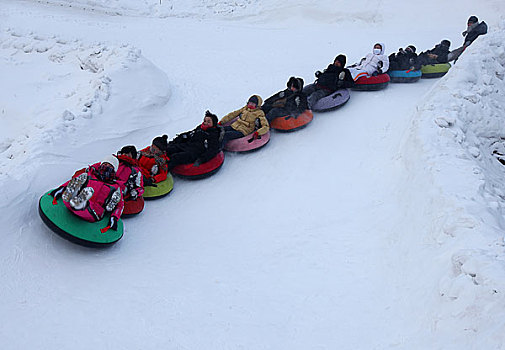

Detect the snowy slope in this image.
[398,25,505,348]
[1,1,505,349]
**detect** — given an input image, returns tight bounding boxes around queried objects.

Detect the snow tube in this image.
[143,173,174,200]
[352,74,390,91]
[311,89,351,112]
[38,190,124,247]
[224,131,270,152]
[122,197,145,217]
[270,110,313,132]
[387,69,422,83]
[171,151,225,179]
[421,63,451,78]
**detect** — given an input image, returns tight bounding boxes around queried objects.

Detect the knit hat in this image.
[102,155,119,172]
[247,95,259,106]
[119,145,137,159]
[334,54,347,66]
[287,76,303,91]
[406,45,416,53]
[152,135,168,152]
[205,110,219,127]
[441,39,451,48]
[468,16,478,24]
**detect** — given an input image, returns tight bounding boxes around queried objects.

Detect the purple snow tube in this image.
[311,89,351,112]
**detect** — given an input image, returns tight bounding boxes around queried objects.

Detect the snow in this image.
[1,0,505,349]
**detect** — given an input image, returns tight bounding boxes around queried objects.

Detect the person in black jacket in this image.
[261,77,308,122]
[449,16,488,62]
[165,110,221,169]
[388,45,421,71]
[303,54,354,109]
[418,40,451,65]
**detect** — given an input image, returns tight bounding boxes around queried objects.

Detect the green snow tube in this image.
[143,173,174,200]
[421,63,451,78]
[38,191,124,247]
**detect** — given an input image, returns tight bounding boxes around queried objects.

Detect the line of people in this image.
[47,15,488,232]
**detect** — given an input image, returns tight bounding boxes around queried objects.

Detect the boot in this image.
[105,188,121,212]
[70,187,94,210]
[62,173,88,202]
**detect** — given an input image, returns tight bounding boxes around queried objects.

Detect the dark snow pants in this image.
[302,83,331,109]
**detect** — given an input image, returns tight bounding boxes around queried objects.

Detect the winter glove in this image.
[50,186,65,199]
[336,79,344,88]
[377,61,383,74]
[294,96,300,107]
[462,30,467,36]
[130,189,138,200]
[248,131,259,143]
[315,70,322,78]
[109,216,118,231]
[193,158,202,167]
[151,164,159,175]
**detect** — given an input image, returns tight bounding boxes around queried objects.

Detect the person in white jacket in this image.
[348,43,389,81]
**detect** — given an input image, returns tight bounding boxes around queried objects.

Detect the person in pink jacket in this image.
[348,43,389,81]
[115,145,144,201]
[50,156,124,230]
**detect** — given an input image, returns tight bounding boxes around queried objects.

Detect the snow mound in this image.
[0,28,170,204]
[401,22,505,347]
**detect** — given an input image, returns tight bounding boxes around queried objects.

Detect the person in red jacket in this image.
[115,145,144,201]
[138,135,169,186]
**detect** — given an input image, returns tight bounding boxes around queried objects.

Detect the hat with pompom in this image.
[468,16,478,24]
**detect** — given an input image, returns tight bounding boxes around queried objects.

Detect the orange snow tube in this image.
[270,110,313,132]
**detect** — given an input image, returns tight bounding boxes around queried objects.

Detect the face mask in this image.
[99,165,115,182]
[201,122,210,131]
[373,48,381,55]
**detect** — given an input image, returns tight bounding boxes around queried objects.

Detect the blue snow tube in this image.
[388,70,422,83]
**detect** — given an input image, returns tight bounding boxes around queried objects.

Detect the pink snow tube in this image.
[224,131,270,152]
[222,117,270,152]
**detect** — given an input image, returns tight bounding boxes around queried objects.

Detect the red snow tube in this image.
[171,151,225,179]
[352,73,390,91]
[122,197,145,217]
[270,110,313,132]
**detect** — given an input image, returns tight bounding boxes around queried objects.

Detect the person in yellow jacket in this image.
[219,95,269,146]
